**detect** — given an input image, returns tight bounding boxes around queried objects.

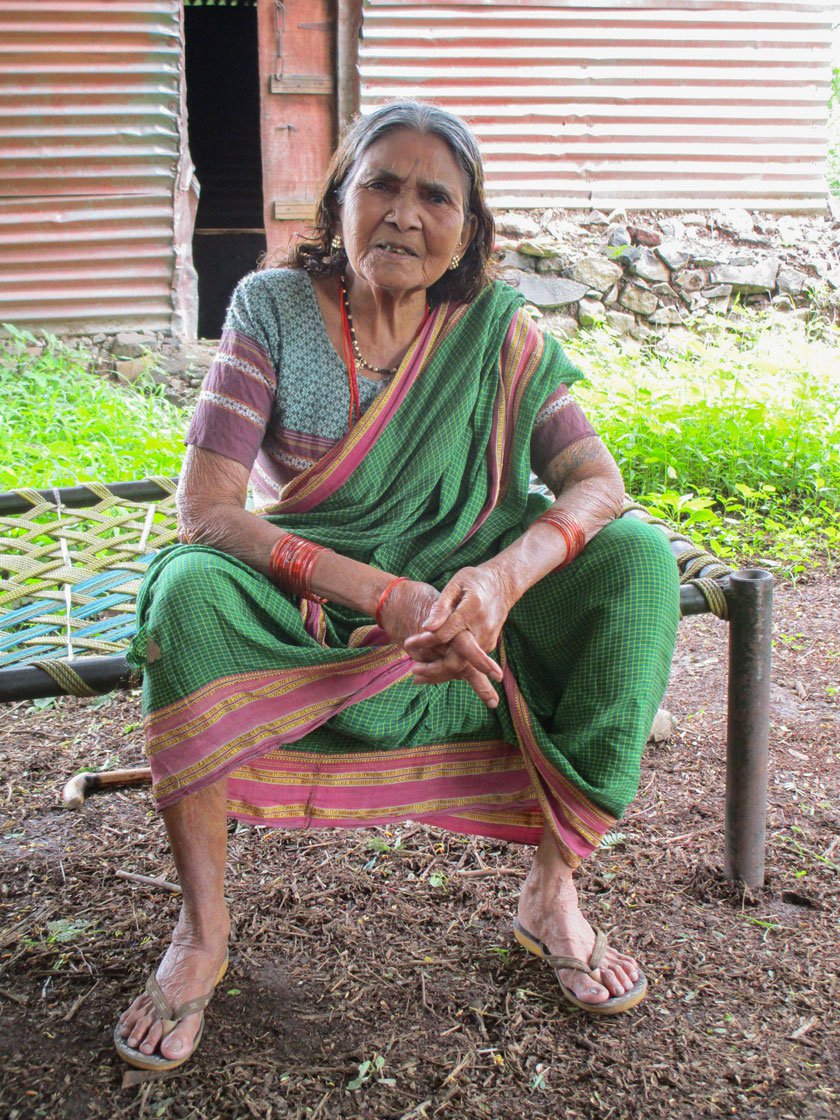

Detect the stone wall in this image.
[495,207,840,347]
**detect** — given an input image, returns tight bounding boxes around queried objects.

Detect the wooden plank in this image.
[272,200,316,220]
[258,0,335,259]
[269,74,334,95]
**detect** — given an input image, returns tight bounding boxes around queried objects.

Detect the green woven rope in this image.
[35,659,99,698]
[691,578,729,619]
[146,477,177,494]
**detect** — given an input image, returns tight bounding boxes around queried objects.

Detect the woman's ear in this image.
[459,213,478,255]
[326,195,343,243]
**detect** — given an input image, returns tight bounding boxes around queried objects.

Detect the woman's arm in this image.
[485,434,625,608]
[178,445,389,613]
[406,435,624,669]
[178,445,502,705]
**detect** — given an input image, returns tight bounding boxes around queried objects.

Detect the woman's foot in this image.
[117,911,230,1063]
[517,840,640,1007]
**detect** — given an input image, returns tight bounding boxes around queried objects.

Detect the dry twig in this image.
[115,870,181,894]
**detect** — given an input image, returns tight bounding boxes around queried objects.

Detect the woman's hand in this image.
[405,563,515,658]
[400,564,513,707]
[406,629,503,707]
[377,579,440,648]
[379,578,503,708]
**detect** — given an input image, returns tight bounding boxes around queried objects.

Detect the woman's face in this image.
[337,128,476,297]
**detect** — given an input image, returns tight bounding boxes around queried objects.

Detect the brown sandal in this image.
[513,918,647,1015]
[114,954,229,1071]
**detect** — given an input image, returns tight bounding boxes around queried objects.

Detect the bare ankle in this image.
[174,905,230,947]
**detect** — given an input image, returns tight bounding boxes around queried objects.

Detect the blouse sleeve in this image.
[529,324,597,476]
[530,384,597,477]
[185,274,278,471]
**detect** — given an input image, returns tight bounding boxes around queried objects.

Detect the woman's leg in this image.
[117,776,230,1060]
[517,829,639,1004]
[507,518,679,1002]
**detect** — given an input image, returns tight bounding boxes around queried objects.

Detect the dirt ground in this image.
[0,573,837,1120]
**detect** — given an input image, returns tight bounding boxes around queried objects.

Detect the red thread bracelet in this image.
[375,576,408,629]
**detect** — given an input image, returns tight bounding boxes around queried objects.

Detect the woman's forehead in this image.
[352,129,466,190]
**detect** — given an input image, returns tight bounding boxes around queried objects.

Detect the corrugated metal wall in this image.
[360,0,834,211]
[0,0,185,334]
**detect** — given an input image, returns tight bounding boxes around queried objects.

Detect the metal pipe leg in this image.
[724,569,774,886]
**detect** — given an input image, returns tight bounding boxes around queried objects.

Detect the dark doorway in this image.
[184,0,265,339]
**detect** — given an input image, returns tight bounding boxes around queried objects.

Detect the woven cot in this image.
[0,478,772,885]
[0,478,178,699]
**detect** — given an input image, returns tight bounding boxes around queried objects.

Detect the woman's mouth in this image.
[374,243,416,257]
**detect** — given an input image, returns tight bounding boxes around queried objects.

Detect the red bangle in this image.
[536,510,586,571]
[375,576,408,629]
[269,531,331,603]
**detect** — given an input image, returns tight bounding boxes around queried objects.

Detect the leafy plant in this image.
[828,64,840,198]
[0,324,187,489]
[45,918,95,944]
[564,310,840,577]
[347,1053,395,1091]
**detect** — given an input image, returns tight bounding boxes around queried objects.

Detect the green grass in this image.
[565,311,840,578]
[0,324,188,490]
[829,65,840,198]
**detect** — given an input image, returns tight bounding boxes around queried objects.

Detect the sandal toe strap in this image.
[545,954,590,973]
[588,930,608,972]
[144,975,215,1026]
[545,930,609,976]
[145,974,174,1021]
[170,992,215,1021]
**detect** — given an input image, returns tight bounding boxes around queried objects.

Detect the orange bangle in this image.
[375,576,408,629]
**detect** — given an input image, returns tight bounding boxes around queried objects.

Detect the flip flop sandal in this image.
[114,953,229,1071]
[513,918,647,1015]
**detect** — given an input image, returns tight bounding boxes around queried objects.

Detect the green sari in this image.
[131,282,679,864]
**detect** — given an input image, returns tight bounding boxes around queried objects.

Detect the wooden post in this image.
[257,0,337,261]
[337,0,363,131]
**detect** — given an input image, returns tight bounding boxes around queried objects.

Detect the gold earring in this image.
[449,253,461,270]
[331,234,343,250]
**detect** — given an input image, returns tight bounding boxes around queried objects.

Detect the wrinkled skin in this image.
[379,578,503,708]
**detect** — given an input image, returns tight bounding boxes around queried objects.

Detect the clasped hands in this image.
[377,565,514,709]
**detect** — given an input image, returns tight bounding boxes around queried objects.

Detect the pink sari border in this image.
[149,652,414,809]
[460,308,546,546]
[500,651,615,864]
[225,737,543,843]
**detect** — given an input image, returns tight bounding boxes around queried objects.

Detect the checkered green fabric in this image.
[132,283,678,818]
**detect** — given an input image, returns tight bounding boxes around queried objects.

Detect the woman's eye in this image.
[429,193,449,205]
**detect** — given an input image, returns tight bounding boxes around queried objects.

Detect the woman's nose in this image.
[386,195,422,230]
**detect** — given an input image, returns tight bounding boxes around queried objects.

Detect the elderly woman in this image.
[116,100,678,1071]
